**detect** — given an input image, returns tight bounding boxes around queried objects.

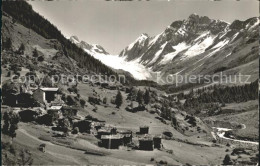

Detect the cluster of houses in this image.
[89,124,163,151]
[6,84,164,151]
[8,86,81,126]
[71,117,163,151]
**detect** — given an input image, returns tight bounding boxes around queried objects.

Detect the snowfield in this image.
[183,35,215,60]
[160,42,189,64]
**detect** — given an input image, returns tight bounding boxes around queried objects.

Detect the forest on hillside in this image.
[2,1,116,77]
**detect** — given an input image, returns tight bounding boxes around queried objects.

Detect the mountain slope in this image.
[120,14,259,84]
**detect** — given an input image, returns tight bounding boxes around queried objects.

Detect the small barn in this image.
[139,136,154,151]
[101,135,124,149]
[139,126,149,134]
[153,135,162,149]
[33,87,59,104]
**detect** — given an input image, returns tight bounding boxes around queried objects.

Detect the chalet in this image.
[123,134,132,145]
[88,96,101,105]
[50,94,65,106]
[153,135,162,149]
[117,130,132,145]
[47,106,63,119]
[85,115,105,122]
[109,86,117,90]
[97,127,112,139]
[139,126,149,134]
[125,87,131,93]
[91,122,105,131]
[19,109,39,122]
[139,135,154,151]
[101,82,109,88]
[118,85,126,91]
[33,87,59,104]
[117,129,132,135]
[95,82,101,86]
[37,114,57,126]
[101,135,124,149]
[90,128,98,136]
[111,127,117,135]
[73,120,92,133]
[61,106,78,117]
[39,144,46,153]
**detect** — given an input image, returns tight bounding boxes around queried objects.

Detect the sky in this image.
[28,0,259,54]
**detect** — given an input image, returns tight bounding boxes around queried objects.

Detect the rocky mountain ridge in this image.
[119,14,259,83]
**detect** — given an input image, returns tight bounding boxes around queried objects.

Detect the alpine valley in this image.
[73,14,259,84]
[1,1,259,165]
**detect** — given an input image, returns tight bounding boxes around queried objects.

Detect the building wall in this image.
[45,91,56,103]
[102,139,123,149]
[140,127,149,134]
[153,137,162,149]
[33,89,44,104]
[139,140,153,151]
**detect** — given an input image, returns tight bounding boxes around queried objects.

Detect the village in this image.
[2,82,166,152]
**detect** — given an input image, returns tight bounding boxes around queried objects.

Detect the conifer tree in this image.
[143,89,150,105]
[223,154,233,165]
[136,89,144,107]
[115,90,123,108]
[32,48,38,57]
[18,43,25,54]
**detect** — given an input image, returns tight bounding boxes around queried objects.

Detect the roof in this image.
[139,138,153,141]
[153,135,162,138]
[139,134,153,141]
[101,135,123,140]
[40,88,59,91]
[98,129,111,133]
[49,106,62,110]
[117,130,132,134]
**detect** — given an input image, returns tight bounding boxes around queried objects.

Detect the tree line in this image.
[183,80,258,108]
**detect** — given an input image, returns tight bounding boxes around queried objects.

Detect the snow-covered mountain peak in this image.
[135,33,149,43]
[70,36,109,55]
[70,36,80,44]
